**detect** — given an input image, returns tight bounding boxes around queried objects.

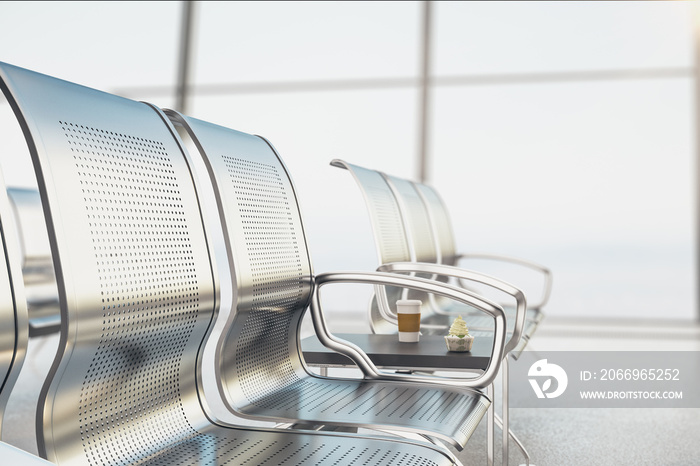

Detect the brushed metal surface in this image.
[376,263,525,356]
[0,167,29,438]
[168,111,496,450]
[329,160,471,335]
[333,162,544,466]
[332,160,536,350]
[329,160,422,330]
[412,183,458,266]
[382,174,438,264]
[385,177,544,466]
[330,160,410,266]
[310,271,505,389]
[380,173,453,314]
[6,188,53,280]
[7,188,60,335]
[0,61,462,465]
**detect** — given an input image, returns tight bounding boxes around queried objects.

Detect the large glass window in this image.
[0,1,695,319]
[429,2,695,319]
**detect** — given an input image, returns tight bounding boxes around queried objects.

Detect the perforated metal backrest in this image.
[381,174,438,264]
[0,62,217,464]
[330,160,416,331]
[0,169,28,438]
[167,113,314,413]
[413,183,458,266]
[331,160,411,265]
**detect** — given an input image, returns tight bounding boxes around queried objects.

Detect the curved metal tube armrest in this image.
[310,271,506,388]
[377,262,526,356]
[374,282,399,325]
[455,252,552,310]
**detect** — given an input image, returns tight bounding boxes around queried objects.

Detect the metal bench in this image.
[0,61,468,465]
[380,171,548,351]
[331,159,540,465]
[0,168,29,437]
[331,160,528,353]
[166,110,508,451]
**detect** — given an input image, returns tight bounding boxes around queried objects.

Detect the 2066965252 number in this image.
[599,368,680,381]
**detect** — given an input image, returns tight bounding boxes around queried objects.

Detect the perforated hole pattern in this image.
[367,186,410,264]
[224,156,306,405]
[63,120,204,465]
[418,185,457,264]
[389,178,437,262]
[139,435,442,466]
[57,121,446,466]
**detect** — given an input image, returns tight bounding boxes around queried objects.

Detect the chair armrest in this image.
[376,262,526,356]
[455,252,552,310]
[310,271,506,388]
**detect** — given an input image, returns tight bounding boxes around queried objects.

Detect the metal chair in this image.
[0,61,468,465]
[7,188,60,336]
[0,169,29,438]
[166,110,508,451]
[379,172,548,354]
[331,159,536,466]
[331,160,528,354]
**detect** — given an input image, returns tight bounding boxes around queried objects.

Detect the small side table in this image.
[301,333,491,374]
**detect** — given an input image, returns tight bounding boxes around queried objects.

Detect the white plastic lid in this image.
[396,300,422,306]
[396,299,421,314]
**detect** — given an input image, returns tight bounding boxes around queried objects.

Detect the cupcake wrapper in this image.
[445,335,474,352]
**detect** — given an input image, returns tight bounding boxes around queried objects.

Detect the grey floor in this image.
[4,314,700,465]
[455,317,700,466]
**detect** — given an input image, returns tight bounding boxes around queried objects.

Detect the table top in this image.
[301,333,492,371]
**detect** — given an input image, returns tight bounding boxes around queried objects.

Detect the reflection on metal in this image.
[6,189,52,281]
[6,188,60,336]
[418,0,433,184]
[168,110,498,450]
[0,169,28,438]
[332,158,531,351]
[0,61,463,466]
[175,0,195,113]
[335,159,541,466]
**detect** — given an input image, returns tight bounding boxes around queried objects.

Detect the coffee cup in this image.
[396,299,421,342]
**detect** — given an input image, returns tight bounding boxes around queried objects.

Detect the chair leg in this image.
[487,383,495,466]
[502,356,509,465]
[494,414,531,466]
[497,355,534,466]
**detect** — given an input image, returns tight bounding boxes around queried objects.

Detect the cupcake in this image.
[445,316,474,352]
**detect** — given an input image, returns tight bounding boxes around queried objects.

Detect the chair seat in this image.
[238,375,490,449]
[118,425,458,466]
